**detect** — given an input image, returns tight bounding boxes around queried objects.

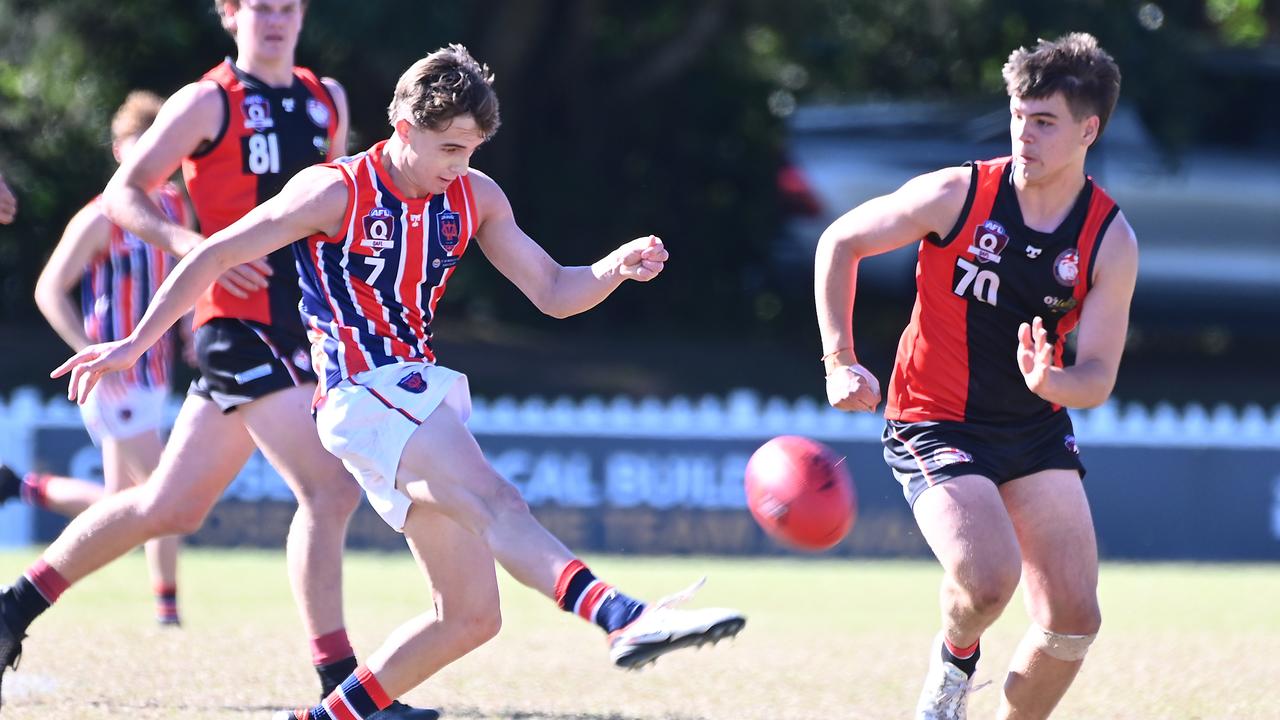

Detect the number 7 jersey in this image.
[885,157,1121,424]
[294,140,479,397]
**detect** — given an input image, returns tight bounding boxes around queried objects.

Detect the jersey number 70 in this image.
[953,257,999,306]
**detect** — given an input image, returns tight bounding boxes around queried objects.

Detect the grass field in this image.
[0,548,1276,720]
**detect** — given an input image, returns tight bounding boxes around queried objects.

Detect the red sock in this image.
[25,558,70,603]
[20,472,51,509]
[311,628,355,667]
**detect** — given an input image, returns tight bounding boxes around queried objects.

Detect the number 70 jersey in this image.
[885,157,1121,424]
[294,140,479,398]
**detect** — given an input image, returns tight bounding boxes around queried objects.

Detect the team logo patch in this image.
[307,98,330,128]
[1064,435,1079,454]
[437,211,461,253]
[397,371,428,394]
[969,220,1009,264]
[360,208,395,253]
[242,95,274,131]
[1053,248,1080,287]
[929,447,974,469]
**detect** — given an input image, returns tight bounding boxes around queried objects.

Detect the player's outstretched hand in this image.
[51,339,141,404]
[616,235,667,282]
[826,363,881,413]
[1017,315,1054,395]
[216,257,273,298]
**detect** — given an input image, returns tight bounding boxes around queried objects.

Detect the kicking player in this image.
[0,2,434,716]
[815,33,1135,720]
[54,43,746,720]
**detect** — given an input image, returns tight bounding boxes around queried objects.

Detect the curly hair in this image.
[1003,32,1121,138]
[387,44,501,139]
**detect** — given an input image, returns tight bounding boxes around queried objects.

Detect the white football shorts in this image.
[314,361,470,531]
[79,382,168,445]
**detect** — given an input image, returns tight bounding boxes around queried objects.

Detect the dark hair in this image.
[1002,32,1121,139]
[387,44,501,139]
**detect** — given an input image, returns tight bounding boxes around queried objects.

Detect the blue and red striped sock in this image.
[554,559,646,634]
[303,665,391,719]
[154,583,179,625]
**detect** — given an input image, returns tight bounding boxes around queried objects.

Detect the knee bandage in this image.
[1028,624,1096,661]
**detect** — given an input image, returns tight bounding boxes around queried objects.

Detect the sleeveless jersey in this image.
[81,184,186,388]
[183,59,339,330]
[885,157,1120,424]
[295,140,480,396]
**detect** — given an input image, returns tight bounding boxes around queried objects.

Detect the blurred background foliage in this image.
[0,0,1275,395]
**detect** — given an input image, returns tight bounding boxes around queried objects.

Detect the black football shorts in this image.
[881,410,1086,507]
[188,318,317,412]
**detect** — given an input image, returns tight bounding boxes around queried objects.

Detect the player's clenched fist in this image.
[826,363,881,413]
[615,235,667,282]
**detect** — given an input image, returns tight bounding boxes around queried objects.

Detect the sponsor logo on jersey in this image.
[1025,244,1043,259]
[930,447,974,469]
[242,95,275,131]
[1042,295,1078,314]
[1064,434,1079,454]
[1053,248,1080,287]
[409,214,422,228]
[313,136,329,155]
[969,220,1009,264]
[307,98,330,128]
[282,97,296,112]
[397,371,428,394]
[437,211,461,253]
[360,208,396,253]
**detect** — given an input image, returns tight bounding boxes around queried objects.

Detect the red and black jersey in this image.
[182,59,339,330]
[885,157,1120,424]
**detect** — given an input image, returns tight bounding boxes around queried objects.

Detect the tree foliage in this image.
[0,0,1271,337]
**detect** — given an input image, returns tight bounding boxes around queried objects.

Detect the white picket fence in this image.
[1,385,1277,448]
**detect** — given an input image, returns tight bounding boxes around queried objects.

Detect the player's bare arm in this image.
[816,166,971,412]
[1018,212,1138,407]
[33,203,113,352]
[469,170,668,319]
[321,77,350,159]
[102,81,220,257]
[102,81,272,298]
[54,165,349,401]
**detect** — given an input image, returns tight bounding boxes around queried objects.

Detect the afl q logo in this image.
[969,220,1009,264]
[360,208,395,252]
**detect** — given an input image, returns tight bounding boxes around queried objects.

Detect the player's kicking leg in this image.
[996,469,1100,720]
[911,474,1023,720]
[274,367,743,718]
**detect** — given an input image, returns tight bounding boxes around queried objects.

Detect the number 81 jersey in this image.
[182,59,339,331]
[295,140,479,398]
[885,157,1120,424]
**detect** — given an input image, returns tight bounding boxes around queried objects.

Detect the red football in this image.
[744,436,857,551]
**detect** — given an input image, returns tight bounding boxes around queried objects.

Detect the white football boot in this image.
[915,632,975,720]
[608,577,746,669]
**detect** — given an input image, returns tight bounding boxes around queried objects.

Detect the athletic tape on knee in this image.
[1028,624,1096,662]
